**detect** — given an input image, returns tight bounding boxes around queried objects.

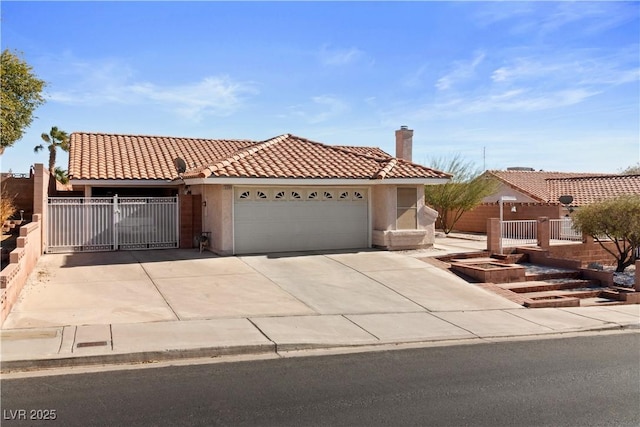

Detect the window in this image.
[307,191,318,200]
[353,191,364,200]
[290,191,301,199]
[256,190,268,199]
[275,190,286,200]
[339,191,349,199]
[396,188,417,229]
[323,191,334,200]
[239,191,251,199]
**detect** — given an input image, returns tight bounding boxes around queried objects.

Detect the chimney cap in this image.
[400,125,409,130]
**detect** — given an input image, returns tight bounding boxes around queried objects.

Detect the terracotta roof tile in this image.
[183,134,450,180]
[485,170,639,205]
[69,132,255,180]
[486,170,610,202]
[547,175,640,206]
[69,132,450,182]
[333,145,392,159]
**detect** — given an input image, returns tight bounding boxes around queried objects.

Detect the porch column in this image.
[32,164,49,254]
[537,217,550,249]
[487,218,500,254]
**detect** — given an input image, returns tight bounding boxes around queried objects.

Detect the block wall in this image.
[454,203,562,233]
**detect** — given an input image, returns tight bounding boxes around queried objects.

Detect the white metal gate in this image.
[47,196,179,253]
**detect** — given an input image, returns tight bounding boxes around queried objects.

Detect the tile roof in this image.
[183,134,450,180]
[486,170,639,205]
[547,175,640,206]
[485,170,610,202]
[69,132,450,182]
[69,132,255,180]
[333,145,392,159]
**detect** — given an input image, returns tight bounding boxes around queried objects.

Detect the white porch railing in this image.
[501,220,537,248]
[550,218,582,241]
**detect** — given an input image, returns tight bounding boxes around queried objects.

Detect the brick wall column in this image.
[487,218,500,254]
[179,194,194,249]
[32,164,49,254]
[537,217,550,249]
[635,260,640,292]
[179,194,202,249]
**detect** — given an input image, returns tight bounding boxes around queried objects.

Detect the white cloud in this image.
[46,58,258,121]
[474,1,636,37]
[435,51,486,91]
[319,45,365,66]
[128,77,257,120]
[282,95,349,124]
[491,51,640,87]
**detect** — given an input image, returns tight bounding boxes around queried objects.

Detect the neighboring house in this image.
[66,127,450,255]
[454,169,640,233]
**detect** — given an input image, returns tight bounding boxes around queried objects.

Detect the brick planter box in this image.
[451,261,526,283]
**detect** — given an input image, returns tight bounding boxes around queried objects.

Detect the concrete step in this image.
[521,288,602,299]
[449,257,497,264]
[525,271,581,282]
[500,279,599,293]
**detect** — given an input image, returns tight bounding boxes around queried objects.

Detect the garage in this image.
[233,187,369,254]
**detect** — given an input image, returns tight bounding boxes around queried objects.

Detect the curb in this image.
[0,344,275,373]
[2,325,638,374]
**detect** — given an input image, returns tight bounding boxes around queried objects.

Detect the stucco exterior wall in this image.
[481,182,537,203]
[197,184,234,255]
[194,183,437,254]
[372,184,437,250]
[455,203,562,233]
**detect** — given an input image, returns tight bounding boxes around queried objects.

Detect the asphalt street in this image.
[2,333,639,426]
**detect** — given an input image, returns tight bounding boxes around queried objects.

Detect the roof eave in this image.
[69,179,179,186]
[183,177,451,186]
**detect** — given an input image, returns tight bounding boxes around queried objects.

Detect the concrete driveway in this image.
[2,248,520,330]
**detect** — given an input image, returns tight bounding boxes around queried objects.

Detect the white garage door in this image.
[234,187,369,254]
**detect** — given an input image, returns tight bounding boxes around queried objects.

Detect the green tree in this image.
[572,195,640,272]
[34,126,69,174]
[621,163,640,175]
[0,49,46,155]
[53,167,69,184]
[424,155,498,234]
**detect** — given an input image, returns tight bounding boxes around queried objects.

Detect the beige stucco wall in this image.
[482,182,537,203]
[195,183,437,254]
[371,184,437,250]
[192,184,234,255]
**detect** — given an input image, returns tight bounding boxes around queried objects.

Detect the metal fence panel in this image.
[47,196,178,253]
[48,198,114,253]
[117,197,178,250]
[550,218,582,241]
[501,220,537,248]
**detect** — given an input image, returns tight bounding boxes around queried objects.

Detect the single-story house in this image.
[454,168,640,233]
[65,127,450,255]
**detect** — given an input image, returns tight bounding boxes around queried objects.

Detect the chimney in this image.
[395,125,413,162]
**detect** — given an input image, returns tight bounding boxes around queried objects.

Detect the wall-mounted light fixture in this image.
[203,200,207,207]
[511,206,517,213]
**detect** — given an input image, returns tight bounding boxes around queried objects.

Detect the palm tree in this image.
[34,126,69,175]
[53,166,69,184]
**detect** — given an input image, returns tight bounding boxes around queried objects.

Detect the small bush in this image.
[0,188,17,225]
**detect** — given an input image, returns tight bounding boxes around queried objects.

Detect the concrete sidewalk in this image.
[2,305,638,371]
[1,236,638,372]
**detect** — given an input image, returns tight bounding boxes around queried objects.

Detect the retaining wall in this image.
[0,215,43,325]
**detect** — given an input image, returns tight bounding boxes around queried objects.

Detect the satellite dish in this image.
[173,157,187,174]
[558,195,574,205]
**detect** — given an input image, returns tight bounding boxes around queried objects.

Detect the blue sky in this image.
[1,1,639,174]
